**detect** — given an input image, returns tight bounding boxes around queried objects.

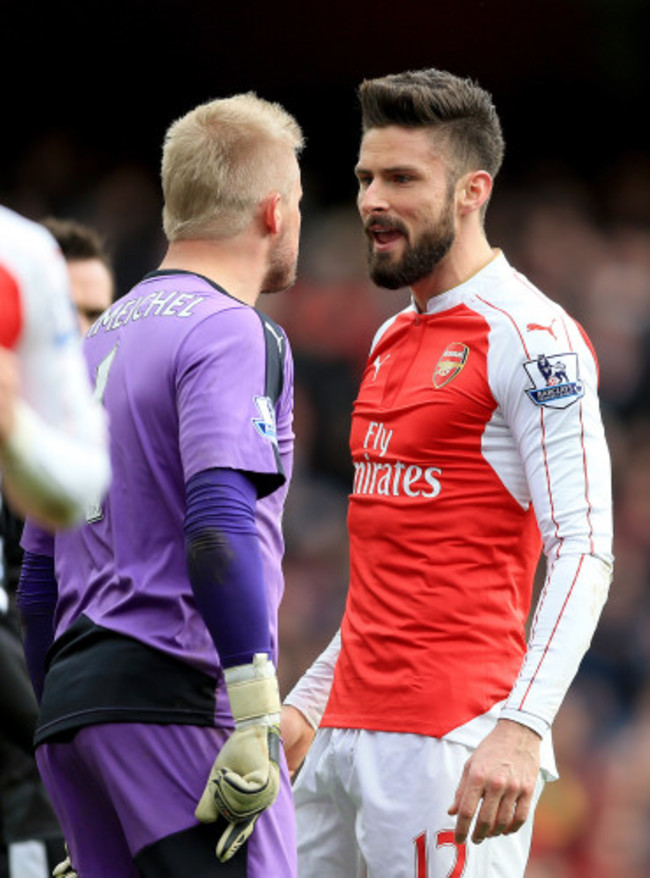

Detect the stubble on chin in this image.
[260,262,297,296]
[260,238,299,295]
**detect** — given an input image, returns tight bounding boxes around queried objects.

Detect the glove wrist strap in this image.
[225,653,281,726]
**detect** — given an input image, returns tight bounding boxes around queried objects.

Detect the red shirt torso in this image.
[322,305,541,737]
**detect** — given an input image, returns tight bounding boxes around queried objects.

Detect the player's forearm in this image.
[1,400,110,529]
[280,704,316,775]
[283,628,341,729]
[501,552,612,735]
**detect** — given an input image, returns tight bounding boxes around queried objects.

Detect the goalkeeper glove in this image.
[52,844,77,878]
[195,653,281,862]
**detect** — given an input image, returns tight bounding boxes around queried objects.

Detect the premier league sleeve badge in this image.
[523,352,585,408]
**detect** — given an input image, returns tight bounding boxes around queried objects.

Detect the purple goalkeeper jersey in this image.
[22,270,293,730]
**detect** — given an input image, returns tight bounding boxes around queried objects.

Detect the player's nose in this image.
[358,181,390,215]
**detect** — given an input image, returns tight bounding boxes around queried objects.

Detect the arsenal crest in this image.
[433,342,469,389]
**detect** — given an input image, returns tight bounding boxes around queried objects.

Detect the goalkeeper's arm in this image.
[184,467,281,863]
[16,547,57,704]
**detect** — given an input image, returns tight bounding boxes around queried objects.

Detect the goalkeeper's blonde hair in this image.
[162,93,304,242]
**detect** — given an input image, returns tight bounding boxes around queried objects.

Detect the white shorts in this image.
[293,727,545,878]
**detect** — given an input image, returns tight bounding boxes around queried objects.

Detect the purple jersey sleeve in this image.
[177,307,286,487]
[184,468,271,667]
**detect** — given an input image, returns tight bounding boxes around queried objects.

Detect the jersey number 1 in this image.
[86,344,118,523]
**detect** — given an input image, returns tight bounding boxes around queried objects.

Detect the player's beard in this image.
[260,235,298,295]
[366,197,456,291]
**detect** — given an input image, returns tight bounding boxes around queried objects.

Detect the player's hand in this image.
[280,704,316,779]
[52,844,78,877]
[448,719,541,845]
[195,654,281,862]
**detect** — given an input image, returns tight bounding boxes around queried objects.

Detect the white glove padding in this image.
[52,845,78,878]
[195,653,282,862]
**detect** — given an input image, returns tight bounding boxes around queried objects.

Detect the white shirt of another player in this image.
[0,206,110,529]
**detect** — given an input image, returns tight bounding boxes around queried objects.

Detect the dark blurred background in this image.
[2,1,650,874]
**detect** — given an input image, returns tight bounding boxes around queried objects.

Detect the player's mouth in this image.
[365,218,408,252]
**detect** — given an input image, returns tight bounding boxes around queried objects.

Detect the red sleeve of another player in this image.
[0,263,23,349]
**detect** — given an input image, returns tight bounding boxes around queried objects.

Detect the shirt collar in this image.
[415,249,510,315]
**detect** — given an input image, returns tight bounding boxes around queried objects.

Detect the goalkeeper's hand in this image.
[195,653,281,862]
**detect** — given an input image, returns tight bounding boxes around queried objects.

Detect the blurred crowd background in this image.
[1,0,649,873]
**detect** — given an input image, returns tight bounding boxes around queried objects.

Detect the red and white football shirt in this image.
[321,251,613,739]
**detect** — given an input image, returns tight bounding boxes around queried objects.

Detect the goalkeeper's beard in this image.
[261,229,298,295]
[366,199,456,291]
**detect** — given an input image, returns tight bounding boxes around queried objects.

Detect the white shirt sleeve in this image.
[283,629,341,729]
[489,299,613,736]
[0,208,111,528]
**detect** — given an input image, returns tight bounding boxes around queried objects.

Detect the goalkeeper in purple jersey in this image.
[17,92,304,877]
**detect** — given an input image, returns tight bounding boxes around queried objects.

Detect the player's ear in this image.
[261,193,283,236]
[457,170,492,217]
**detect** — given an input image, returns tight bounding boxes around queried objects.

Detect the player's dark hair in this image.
[358,68,505,179]
[41,217,113,270]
